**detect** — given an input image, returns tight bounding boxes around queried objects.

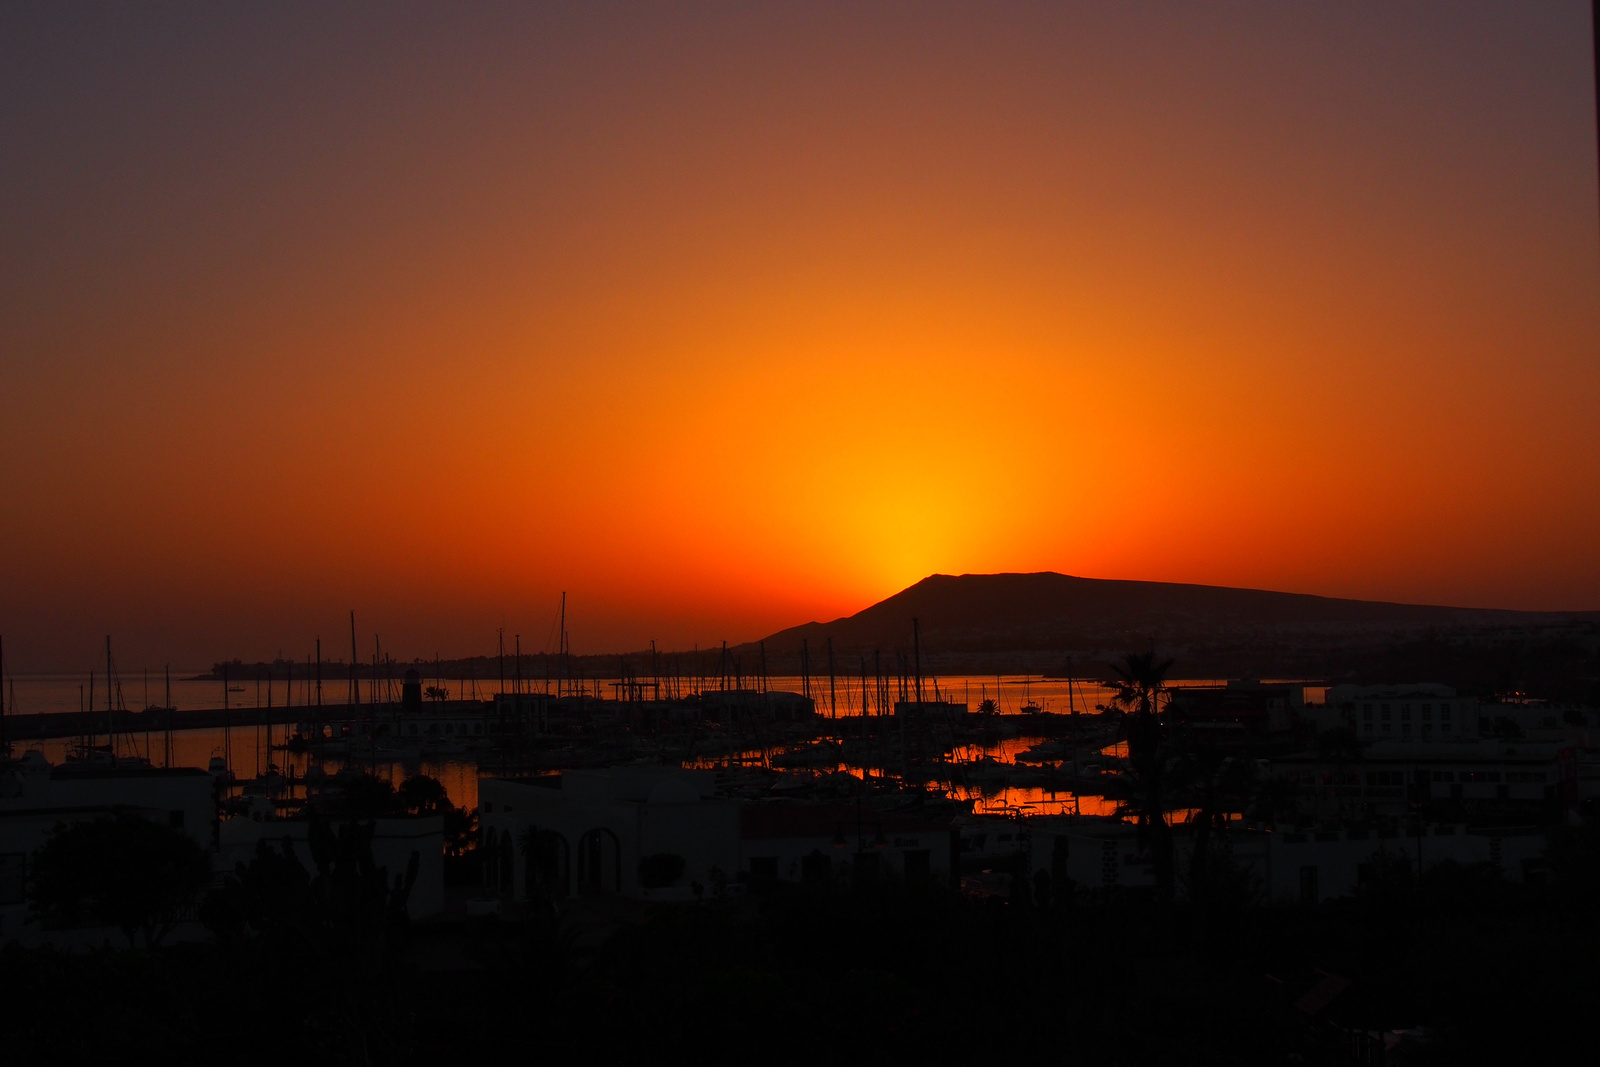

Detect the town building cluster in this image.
[1,674,1595,944]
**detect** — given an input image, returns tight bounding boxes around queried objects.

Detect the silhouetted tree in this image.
[327,773,398,819]
[1490,716,1524,740]
[443,805,479,860]
[1109,650,1176,900]
[1317,726,1363,760]
[1177,751,1261,909]
[397,774,448,814]
[203,813,417,1063]
[638,852,686,889]
[28,812,209,949]
[1543,820,1600,911]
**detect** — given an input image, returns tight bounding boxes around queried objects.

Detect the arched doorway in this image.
[498,830,515,894]
[577,827,622,895]
[522,827,570,900]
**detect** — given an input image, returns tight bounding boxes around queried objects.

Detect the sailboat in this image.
[1019,675,1042,715]
[69,638,152,767]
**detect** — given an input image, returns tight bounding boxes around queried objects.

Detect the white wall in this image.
[1028,820,1547,904]
[218,814,445,918]
[480,772,742,901]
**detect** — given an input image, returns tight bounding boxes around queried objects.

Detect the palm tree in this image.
[1109,649,1174,727]
[1178,750,1262,914]
[1108,650,1177,900]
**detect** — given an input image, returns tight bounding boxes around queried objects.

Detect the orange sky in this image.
[3,2,1598,669]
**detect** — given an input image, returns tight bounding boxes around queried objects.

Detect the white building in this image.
[1269,738,1577,818]
[480,768,741,902]
[1259,823,1546,904]
[218,812,445,919]
[479,768,954,902]
[0,753,216,945]
[1317,684,1480,742]
[739,802,953,889]
[1028,817,1548,905]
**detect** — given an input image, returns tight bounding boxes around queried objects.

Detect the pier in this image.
[4,702,384,741]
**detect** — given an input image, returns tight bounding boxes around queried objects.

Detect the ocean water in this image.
[4,672,1319,813]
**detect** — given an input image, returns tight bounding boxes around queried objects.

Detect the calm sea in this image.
[3,672,1321,813]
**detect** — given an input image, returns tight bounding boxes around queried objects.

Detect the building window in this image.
[1382,723,1392,735]
[1381,704,1391,720]
[1421,704,1432,720]
[1299,865,1319,906]
[1402,723,1411,736]
[1441,704,1452,719]
[903,850,932,880]
[748,857,779,886]
[1441,723,1451,734]
[0,853,24,906]
[1363,704,1373,719]
[1363,721,1373,733]
[1401,705,1411,721]
[1422,724,1432,738]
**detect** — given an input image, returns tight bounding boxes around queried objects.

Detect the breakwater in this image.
[1,702,456,741]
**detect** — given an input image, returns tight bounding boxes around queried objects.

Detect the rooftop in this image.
[741,802,948,841]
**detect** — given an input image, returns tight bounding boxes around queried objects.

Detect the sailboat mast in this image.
[912,618,923,704]
[827,637,836,719]
[348,613,359,723]
[106,636,115,759]
[222,661,230,774]
[371,633,381,774]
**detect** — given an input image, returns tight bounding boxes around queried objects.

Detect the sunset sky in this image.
[3,2,1598,670]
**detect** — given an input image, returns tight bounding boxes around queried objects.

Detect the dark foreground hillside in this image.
[5,825,1598,1066]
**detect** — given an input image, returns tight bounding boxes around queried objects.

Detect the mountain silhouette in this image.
[751,572,1594,658]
